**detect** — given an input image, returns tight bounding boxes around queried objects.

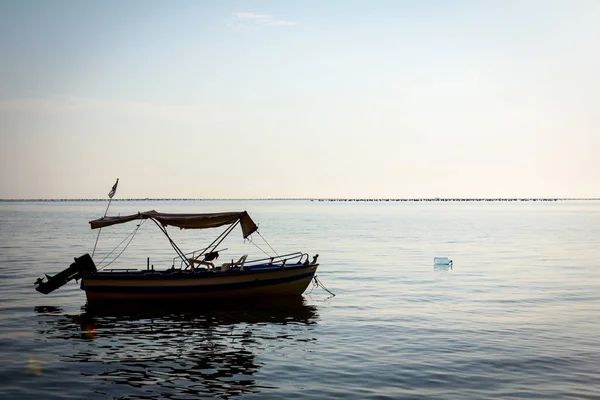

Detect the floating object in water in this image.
[433,257,453,265]
[433,257,453,270]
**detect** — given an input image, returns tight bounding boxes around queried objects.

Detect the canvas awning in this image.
[89,210,258,238]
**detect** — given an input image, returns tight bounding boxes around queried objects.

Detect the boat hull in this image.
[82,264,318,303]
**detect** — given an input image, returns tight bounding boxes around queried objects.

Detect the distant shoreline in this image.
[1,198,599,202]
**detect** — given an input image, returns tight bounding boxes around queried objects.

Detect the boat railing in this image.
[245,252,309,267]
[102,268,138,272]
[173,251,310,270]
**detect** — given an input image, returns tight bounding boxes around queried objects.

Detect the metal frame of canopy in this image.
[164,217,243,270]
[89,211,258,270]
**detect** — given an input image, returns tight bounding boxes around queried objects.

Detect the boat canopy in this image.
[89,210,258,238]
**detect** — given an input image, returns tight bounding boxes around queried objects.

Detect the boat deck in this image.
[95,262,311,278]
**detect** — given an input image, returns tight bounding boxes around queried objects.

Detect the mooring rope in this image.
[313,275,336,297]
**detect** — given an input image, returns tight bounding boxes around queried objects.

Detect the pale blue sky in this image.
[1,0,599,198]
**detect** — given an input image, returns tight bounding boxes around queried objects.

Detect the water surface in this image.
[1,200,599,399]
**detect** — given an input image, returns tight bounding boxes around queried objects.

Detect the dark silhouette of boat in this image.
[35,209,319,304]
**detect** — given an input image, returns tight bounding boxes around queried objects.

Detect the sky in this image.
[1,0,599,199]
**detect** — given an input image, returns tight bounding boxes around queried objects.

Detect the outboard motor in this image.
[35,253,97,294]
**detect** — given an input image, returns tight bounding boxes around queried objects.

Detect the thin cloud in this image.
[230,12,297,29]
[234,12,271,20]
[0,96,227,123]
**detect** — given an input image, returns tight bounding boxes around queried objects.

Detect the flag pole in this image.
[92,178,119,259]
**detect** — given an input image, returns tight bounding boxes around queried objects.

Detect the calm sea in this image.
[1,200,599,399]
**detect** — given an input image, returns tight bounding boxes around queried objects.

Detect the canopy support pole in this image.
[149,218,191,268]
[197,220,240,259]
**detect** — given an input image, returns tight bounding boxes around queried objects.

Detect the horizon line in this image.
[2,197,600,202]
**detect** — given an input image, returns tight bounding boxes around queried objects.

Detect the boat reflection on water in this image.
[34,298,319,399]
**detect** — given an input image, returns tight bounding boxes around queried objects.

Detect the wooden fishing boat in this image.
[35,209,319,303]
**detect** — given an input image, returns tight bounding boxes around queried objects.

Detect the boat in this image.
[35,209,320,303]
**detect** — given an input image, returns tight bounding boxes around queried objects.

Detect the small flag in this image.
[108,178,119,199]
